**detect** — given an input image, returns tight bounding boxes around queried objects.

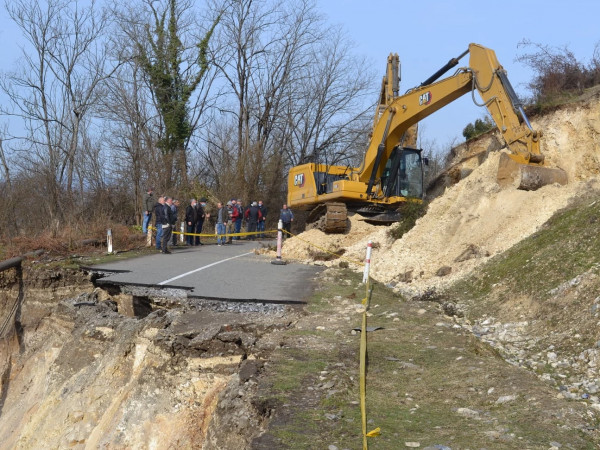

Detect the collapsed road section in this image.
[85,241,322,314]
[0,244,322,448]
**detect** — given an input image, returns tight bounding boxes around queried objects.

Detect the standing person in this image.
[280,204,294,239]
[215,202,229,246]
[154,196,165,250]
[185,199,198,246]
[161,197,176,254]
[229,200,240,243]
[171,199,180,246]
[234,199,244,239]
[257,200,267,238]
[195,198,208,245]
[244,201,262,240]
[142,187,154,235]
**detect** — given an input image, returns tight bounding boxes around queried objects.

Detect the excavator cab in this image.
[381,147,426,199]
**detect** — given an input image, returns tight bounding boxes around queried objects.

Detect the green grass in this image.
[255,256,600,449]
[446,197,600,316]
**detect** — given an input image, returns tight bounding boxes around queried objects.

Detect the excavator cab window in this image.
[382,147,424,199]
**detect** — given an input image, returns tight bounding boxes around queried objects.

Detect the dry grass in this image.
[1,220,145,260]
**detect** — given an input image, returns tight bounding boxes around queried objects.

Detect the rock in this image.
[435,266,452,277]
[454,243,490,262]
[441,302,463,317]
[456,407,480,419]
[322,381,335,390]
[239,359,264,383]
[495,395,518,404]
[404,442,420,448]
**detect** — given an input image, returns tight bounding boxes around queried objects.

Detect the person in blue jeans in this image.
[280,204,294,239]
[257,200,267,238]
[215,202,229,246]
[234,199,244,239]
[142,188,155,234]
[154,196,165,250]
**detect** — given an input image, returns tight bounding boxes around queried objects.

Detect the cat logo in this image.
[294,173,305,188]
[419,91,432,106]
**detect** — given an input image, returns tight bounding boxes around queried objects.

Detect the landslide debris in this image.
[280,87,600,296]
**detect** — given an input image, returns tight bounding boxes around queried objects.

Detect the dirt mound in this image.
[280,215,381,263]
[281,92,600,293]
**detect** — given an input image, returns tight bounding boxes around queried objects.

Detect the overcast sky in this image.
[0,0,597,153]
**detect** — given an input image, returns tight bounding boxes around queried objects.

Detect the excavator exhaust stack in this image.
[497,153,568,191]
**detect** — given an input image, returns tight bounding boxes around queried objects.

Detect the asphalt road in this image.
[90,240,322,304]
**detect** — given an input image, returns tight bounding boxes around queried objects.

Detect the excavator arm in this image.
[355,43,566,191]
[287,43,567,233]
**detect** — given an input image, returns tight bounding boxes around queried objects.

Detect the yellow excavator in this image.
[287,43,567,233]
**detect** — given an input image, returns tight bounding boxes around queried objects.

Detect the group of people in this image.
[142,188,295,254]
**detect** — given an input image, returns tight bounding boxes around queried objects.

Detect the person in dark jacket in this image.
[280,204,294,239]
[234,199,244,240]
[142,187,155,235]
[244,201,263,240]
[154,196,165,250]
[185,199,198,246]
[257,200,267,238]
[195,198,208,245]
[161,197,176,253]
[171,199,180,246]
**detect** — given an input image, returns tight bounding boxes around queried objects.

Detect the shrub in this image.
[388,201,428,240]
[516,40,600,110]
[462,116,494,141]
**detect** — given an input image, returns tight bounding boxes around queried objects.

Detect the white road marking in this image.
[157,252,253,285]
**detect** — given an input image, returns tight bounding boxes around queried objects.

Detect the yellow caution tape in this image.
[281,230,363,266]
[148,227,278,238]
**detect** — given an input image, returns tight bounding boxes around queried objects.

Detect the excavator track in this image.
[306,202,348,233]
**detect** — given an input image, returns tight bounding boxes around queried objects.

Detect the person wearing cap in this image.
[244,201,262,240]
[194,198,208,245]
[225,201,236,244]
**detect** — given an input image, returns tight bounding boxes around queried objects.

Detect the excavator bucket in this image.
[497,152,568,191]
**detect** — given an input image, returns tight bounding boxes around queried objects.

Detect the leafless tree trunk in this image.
[1,0,116,232]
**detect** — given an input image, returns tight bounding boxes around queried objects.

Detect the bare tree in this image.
[1,0,116,231]
[206,0,373,206]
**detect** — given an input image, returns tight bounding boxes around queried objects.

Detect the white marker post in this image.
[362,240,373,283]
[146,227,152,247]
[107,229,113,254]
[271,219,287,265]
[180,222,185,244]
